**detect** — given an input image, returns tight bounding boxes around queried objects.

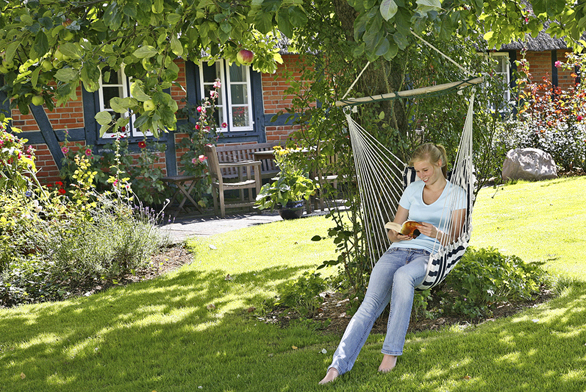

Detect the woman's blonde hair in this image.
[409,143,448,178]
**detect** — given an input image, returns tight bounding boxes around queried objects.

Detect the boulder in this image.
[502,148,557,181]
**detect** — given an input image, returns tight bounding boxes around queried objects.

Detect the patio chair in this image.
[204,145,262,218]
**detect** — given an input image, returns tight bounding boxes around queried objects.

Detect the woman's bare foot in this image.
[378,354,397,373]
[319,368,339,385]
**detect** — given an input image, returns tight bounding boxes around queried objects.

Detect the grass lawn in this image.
[1,177,586,391]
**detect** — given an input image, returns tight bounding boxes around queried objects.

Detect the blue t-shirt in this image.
[391,180,467,252]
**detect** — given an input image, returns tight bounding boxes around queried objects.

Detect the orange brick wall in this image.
[262,54,310,142]
[520,49,576,90]
[10,86,85,132]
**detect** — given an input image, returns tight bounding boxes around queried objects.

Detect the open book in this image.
[384,220,422,239]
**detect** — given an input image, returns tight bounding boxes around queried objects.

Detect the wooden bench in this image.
[215,142,281,180]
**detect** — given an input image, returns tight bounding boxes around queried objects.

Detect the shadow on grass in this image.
[0,260,331,392]
[3,267,586,391]
[342,281,586,392]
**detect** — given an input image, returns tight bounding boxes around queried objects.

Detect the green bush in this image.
[273,271,327,317]
[0,125,171,307]
[434,246,547,319]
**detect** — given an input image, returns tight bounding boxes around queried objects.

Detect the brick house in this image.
[0,32,579,187]
[488,29,579,100]
[0,53,305,186]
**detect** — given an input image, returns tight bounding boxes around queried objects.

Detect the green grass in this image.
[1,177,586,391]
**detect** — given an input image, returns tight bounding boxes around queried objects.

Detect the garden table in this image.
[161,175,204,217]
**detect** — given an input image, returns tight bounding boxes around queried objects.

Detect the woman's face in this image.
[413,158,443,185]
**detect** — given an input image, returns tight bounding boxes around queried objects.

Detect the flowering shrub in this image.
[0,124,170,307]
[175,78,222,209]
[60,132,171,206]
[508,53,586,171]
[0,117,37,192]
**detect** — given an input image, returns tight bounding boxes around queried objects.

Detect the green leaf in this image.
[289,7,308,27]
[32,31,49,58]
[31,67,41,88]
[416,0,442,13]
[170,36,183,56]
[54,68,78,82]
[277,8,293,38]
[130,81,152,101]
[375,37,390,56]
[167,13,181,25]
[122,3,137,18]
[99,124,111,137]
[393,31,409,50]
[5,41,20,63]
[152,0,163,13]
[59,43,82,59]
[255,12,273,34]
[95,110,113,126]
[133,45,158,59]
[380,0,398,21]
[110,97,131,113]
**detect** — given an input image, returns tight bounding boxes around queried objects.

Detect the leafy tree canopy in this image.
[0,0,584,136]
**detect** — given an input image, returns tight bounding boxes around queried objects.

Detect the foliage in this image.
[0,128,170,307]
[0,117,37,192]
[175,79,222,209]
[433,246,547,319]
[255,146,317,210]
[271,271,328,317]
[1,0,585,139]
[497,53,586,172]
[283,4,512,298]
[60,132,173,206]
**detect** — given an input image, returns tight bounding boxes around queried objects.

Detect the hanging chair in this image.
[335,41,483,290]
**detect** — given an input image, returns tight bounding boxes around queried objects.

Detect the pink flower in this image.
[555,60,562,68]
[85,148,92,156]
[213,79,221,89]
[195,124,200,130]
[222,122,227,128]
[198,155,207,163]
[191,157,198,165]
[578,115,583,122]
[197,106,202,113]
[113,179,118,186]
[210,91,218,99]
[61,147,69,154]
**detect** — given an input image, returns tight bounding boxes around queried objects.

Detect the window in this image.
[199,61,253,132]
[97,67,151,139]
[489,52,511,103]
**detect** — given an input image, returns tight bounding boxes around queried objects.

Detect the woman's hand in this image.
[387,229,412,242]
[417,222,440,240]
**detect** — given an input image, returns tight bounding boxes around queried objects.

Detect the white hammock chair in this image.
[336,53,483,291]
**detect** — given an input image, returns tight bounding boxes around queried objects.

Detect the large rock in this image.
[502,148,558,181]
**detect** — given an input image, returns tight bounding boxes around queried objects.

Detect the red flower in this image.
[85,148,92,156]
[138,141,147,148]
[58,188,66,195]
[578,115,583,122]
[55,181,63,187]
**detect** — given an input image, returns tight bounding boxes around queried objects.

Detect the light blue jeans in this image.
[328,247,429,375]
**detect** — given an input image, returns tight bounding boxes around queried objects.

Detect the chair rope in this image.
[345,91,477,290]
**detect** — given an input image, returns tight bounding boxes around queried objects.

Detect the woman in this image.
[319,143,467,384]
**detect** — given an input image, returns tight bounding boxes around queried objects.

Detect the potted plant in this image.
[255,146,317,219]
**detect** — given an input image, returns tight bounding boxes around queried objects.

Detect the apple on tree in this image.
[32,95,44,106]
[143,100,156,111]
[237,49,254,65]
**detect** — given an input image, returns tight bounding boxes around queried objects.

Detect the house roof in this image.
[500,27,578,51]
